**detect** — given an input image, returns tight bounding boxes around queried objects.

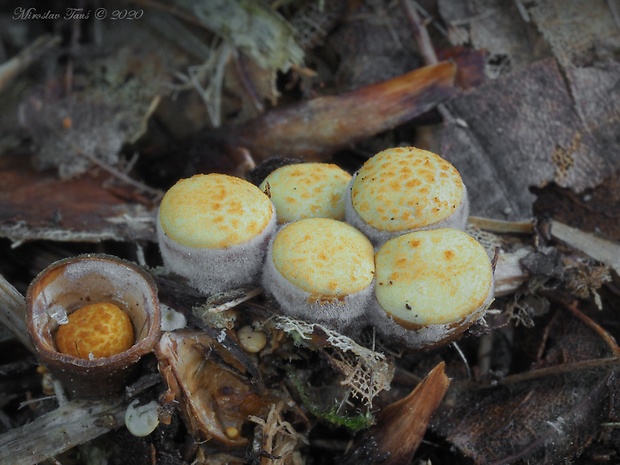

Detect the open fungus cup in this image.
[26,254,161,398]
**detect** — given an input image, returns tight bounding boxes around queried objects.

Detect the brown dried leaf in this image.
[432,304,617,464]
[344,362,450,465]
[441,58,620,220]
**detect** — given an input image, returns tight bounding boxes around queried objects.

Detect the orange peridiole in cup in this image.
[54,302,134,359]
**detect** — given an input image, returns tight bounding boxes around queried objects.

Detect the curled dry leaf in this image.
[156,329,276,448]
[344,362,450,465]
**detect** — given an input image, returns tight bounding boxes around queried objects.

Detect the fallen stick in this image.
[0,398,126,465]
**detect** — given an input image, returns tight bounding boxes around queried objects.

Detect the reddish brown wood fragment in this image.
[437,46,487,90]
[227,62,456,161]
[0,154,157,243]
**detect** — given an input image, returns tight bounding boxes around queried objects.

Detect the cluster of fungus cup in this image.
[155,148,494,350]
[157,173,277,294]
[261,218,376,331]
[344,146,469,246]
[26,254,161,398]
[258,162,352,223]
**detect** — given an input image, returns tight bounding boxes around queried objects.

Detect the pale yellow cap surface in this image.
[272,218,375,296]
[375,228,492,327]
[159,174,274,249]
[259,163,352,224]
[351,147,464,231]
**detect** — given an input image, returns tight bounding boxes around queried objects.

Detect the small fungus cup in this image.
[157,173,277,294]
[370,228,494,349]
[345,147,469,245]
[26,254,161,398]
[262,218,375,331]
[259,163,352,223]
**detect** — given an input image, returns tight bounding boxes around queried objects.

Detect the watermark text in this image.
[12,7,144,21]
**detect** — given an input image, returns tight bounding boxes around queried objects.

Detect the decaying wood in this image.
[0,155,157,246]
[226,62,456,161]
[0,398,126,465]
[0,273,32,353]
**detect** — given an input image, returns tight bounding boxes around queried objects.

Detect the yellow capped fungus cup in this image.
[55,302,134,359]
[262,218,375,331]
[157,173,277,294]
[345,147,469,245]
[371,228,494,349]
[259,163,352,223]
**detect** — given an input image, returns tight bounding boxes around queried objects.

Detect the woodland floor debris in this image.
[1,1,620,464]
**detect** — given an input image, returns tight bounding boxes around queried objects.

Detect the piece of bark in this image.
[441,58,617,220]
[0,154,157,245]
[226,62,456,161]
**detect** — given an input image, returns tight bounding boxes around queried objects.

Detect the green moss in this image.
[288,371,374,432]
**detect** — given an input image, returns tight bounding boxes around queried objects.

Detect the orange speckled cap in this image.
[159,174,274,249]
[375,228,493,328]
[351,147,464,231]
[272,218,375,296]
[259,163,352,223]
